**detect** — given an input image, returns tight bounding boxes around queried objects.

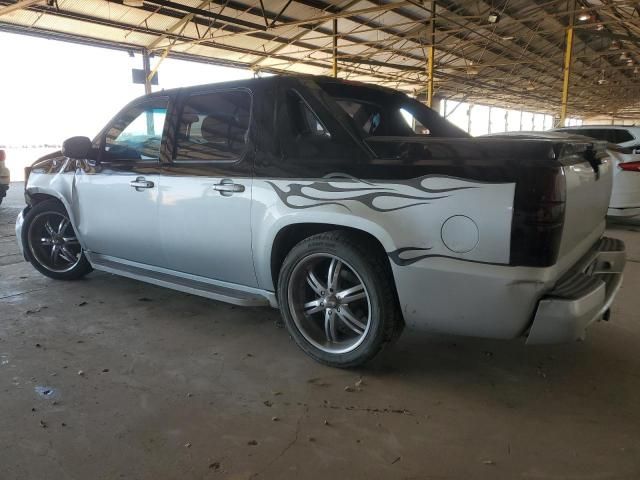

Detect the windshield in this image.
[315,80,469,139]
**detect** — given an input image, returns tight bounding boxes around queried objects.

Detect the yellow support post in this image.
[426,1,436,107]
[332,18,338,78]
[559,4,575,126]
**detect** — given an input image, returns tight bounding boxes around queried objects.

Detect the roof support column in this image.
[142,49,152,95]
[332,18,338,78]
[559,2,575,127]
[142,49,155,136]
[426,1,436,108]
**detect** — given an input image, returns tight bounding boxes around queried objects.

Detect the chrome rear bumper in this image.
[527,237,625,344]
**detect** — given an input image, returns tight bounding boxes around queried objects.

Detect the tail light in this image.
[619,161,640,172]
[0,150,5,162]
[510,166,566,267]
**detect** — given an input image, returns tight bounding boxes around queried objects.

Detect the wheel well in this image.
[28,193,62,207]
[270,223,391,289]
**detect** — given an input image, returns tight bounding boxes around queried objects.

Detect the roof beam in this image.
[0,0,42,16]
[146,0,212,50]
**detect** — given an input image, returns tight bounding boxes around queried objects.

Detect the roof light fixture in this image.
[597,70,608,85]
[487,11,500,24]
[577,8,591,22]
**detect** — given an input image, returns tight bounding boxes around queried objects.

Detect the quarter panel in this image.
[252,175,516,291]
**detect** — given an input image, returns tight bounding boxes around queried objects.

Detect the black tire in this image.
[22,199,92,281]
[277,230,403,368]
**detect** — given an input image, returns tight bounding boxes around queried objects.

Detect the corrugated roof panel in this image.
[0,0,639,116]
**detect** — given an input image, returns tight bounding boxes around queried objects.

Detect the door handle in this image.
[213,180,245,196]
[130,177,155,190]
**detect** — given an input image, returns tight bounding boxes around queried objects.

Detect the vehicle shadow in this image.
[363,324,639,404]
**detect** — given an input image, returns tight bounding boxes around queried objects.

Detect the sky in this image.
[0,31,253,146]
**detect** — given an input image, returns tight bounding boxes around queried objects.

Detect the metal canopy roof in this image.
[1,0,640,118]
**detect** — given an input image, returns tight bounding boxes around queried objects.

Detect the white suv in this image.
[0,150,9,206]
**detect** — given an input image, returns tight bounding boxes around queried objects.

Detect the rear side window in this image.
[317,80,467,138]
[287,91,330,138]
[581,129,611,142]
[611,129,634,143]
[175,90,251,162]
[334,98,424,137]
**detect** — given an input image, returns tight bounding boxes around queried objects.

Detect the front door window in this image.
[103,99,168,161]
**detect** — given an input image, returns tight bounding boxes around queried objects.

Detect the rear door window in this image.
[175,90,251,162]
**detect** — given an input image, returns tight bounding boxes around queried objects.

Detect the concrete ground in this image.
[1,182,639,480]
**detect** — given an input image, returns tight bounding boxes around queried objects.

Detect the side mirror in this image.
[62,136,92,159]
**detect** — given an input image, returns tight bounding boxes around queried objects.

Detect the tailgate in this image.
[557,141,612,264]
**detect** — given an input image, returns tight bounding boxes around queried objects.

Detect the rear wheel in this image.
[23,200,92,280]
[277,231,403,368]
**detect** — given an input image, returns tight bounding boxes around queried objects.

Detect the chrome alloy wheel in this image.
[27,211,82,273]
[287,254,372,354]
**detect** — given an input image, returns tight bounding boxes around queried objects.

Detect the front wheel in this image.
[277,231,403,368]
[22,199,92,280]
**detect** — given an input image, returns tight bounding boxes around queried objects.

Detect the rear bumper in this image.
[527,237,625,344]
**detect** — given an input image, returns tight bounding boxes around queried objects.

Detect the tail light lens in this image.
[0,150,5,162]
[510,167,566,267]
[619,161,640,172]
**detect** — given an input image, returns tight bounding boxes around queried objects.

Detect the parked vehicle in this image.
[551,126,640,218]
[553,125,640,153]
[16,76,626,367]
[487,130,640,218]
[0,149,9,205]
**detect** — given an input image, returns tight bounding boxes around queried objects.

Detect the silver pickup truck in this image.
[15,76,626,367]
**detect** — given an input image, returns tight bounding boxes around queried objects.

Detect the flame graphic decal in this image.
[266,175,475,213]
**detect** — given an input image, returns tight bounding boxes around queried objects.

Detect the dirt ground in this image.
[1,182,639,480]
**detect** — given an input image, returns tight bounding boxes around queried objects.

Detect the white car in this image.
[552,126,640,218]
[553,125,640,154]
[489,130,640,219]
[0,149,9,206]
